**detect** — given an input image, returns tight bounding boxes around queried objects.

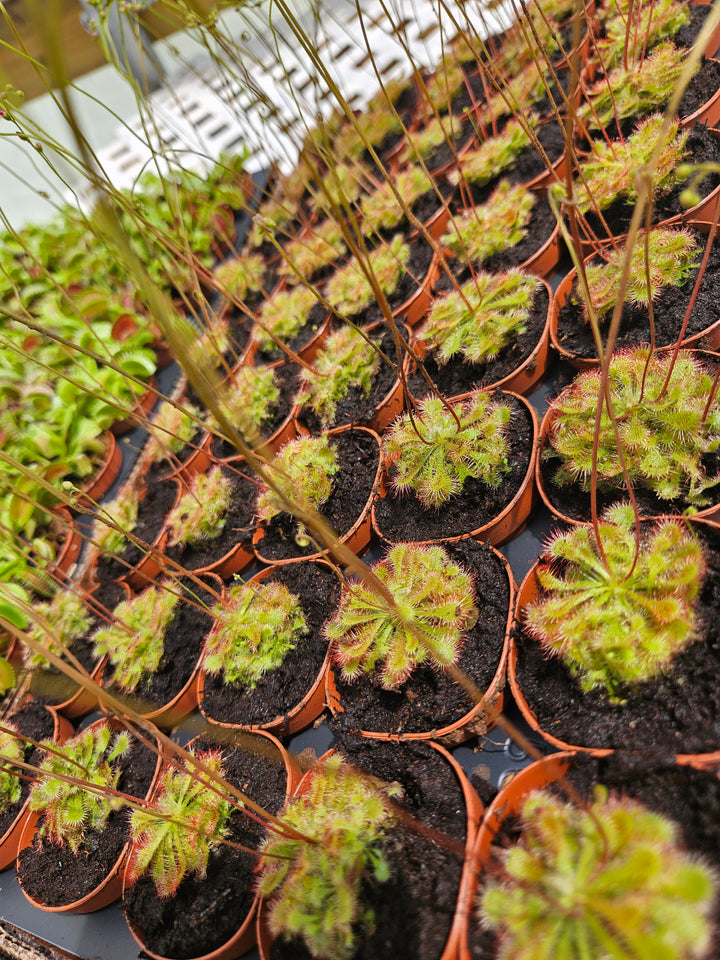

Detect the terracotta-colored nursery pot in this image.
[111,378,158,437]
[75,433,122,511]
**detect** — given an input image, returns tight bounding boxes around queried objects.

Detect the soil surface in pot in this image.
[17,735,157,907]
[370,176,455,244]
[467,751,720,958]
[0,702,55,841]
[253,301,328,366]
[554,225,720,357]
[164,462,257,571]
[201,561,340,727]
[269,734,467,960]
[255,428,380,562]
[409,283,549,396]
[294,325,407,433]
[374,395,532,542]
[329,539,508,736]
[514,522,720,754]
[124,733,288,960]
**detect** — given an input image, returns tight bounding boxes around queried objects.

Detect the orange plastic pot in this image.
[50,507,82,581]
[111,378,158,437]
[17,717,162,914]
[394,248,441,327]
[75,433,122,511]
[680,58,720,128]
[325,541,514,745]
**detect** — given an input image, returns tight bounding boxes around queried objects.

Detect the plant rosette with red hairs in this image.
[324,538,511,744]
[252,427,381,565]
[16,718,161,914]
[198,559,341,736]
[372,389,537,547]
[510,506,720,758]
[122,729,299,960]
[460,750,720,960]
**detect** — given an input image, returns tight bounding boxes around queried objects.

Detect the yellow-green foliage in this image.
[599,0,690,66]
[213,253,266,301]
[208,365,280,445]
[166,465,233,547]
[256,434,339,527]
[295,326,380,425]
[253,286,320,352]
[441,181,535,264]
[28,590,91,671]
[148,400,202,464]
[204,580,308,688]
[450,119,533,188]
[525,504,705,698]
[481,786,716,960]
[327,234,409,316]
[360,167,433,235]
[399,115,464,164]
[95,486,138,556]
[0,724,25,812]
[326,542,478,689]
[279,220,346,284]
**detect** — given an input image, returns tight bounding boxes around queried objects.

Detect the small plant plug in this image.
[420,270,540,364]
[325,542,478,689]
[166,465,233,548]
[278,219,346,284]
[295,326,380,426]
[258,754,400,959]
[206,365,280,445]
[360,167,433,236]
[384,391,512,508]
[252,286,319,353]
[327,234,410,317]
[128,749,232,898]
[583,226,700,321]
[524,503,705,698]
[449,119,534,189]
[92,585,179,692]
[27,590,91,671]
[481,785,716,960]
[0,724,26,812]
[212,254,266,301]
[30,723,131,852]
[204,579,308,688]
[441,181,535,265]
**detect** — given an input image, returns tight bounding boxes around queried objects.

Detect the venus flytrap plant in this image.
[325,542,478,690]
[524,503,705,700]
[441,181,536,265]
[295,326,380,426]
[166,466,234,548]
[258,754,400,960]
[252,286,320,354]
[481,786,716,960]
[384,391,512,508]
[204,579,308,689]
[327,234,410,317]
[420,269,540,365]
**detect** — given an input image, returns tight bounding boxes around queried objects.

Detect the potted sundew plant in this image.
[205,364,294,459]
[277,218,346,286]
[251,285,326,364]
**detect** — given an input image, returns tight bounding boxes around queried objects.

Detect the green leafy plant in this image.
[399,114,465,164]
[311,163,365,217]
[599,0,690,67]
[252,286,320,353]
[449,119,534,189]
[258,754,399,960]
[207,365,280,445]
[524,503,705,698]
[582,226,700,322]
[473,62,547,129]
[0,723,26,812]
[422,57,467,114]
[384,391,512,508]
[212,253,266,302]
[204,579,308,688]
[128,749,232,898]
[166,466,234,548]
[27,589,91,671]
[92,585,179,693]
[29,723,131,852]
[326,234,410,317]
[333,104,403,159]
[441,181,535,264]
[481,785,716,960]
[578,42,686,130]
[147,399,202,465]
[295,326,380,425]
[360,166,433,235]
[325,542,478,689]
[278,219,346,284]
[95,485,138,556]
[546,349,720,504]
[419,269,540,364]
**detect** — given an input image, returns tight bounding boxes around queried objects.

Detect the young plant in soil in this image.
[598,0,690,66]
[524,503,705,700]
[294,326,380,426]
[325,542,478,689]
[203,579,308,689]
[166,465,234,549]
[27,589,90,671]
[94,485,139,558]
[398,115,466,165]
[127,749,232,898]
[206,365,280,447]
[441,181,535,265]
[146,400,203,467]
[92,585,179,693]
[29,723,131,852]
[422,57,467,114]
[0,723,26,812]
[258,754,400,960]
[384,391,511,508]
[545,349,720,505]
[448,118,534,190]
[480,785,716,960]
[326,234,410,318]
[359,167,434,236]
[212,253,266,303]
[278,219,346,285]
[419,269,541,365]
[252,285,320,353]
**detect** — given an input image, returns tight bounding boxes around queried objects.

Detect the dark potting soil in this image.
[466,752,720,959]
[0,702,55,842]
[270,735,467,960]
[583,122,720,239]
[484,191,558,273]
[676,3,719,54]
[16,735,157,907]
[104,579,215,710]
[164,463,257,572]
[408,283,549,396]
[210,361,297,460]
[555,225,720,358]
[123,732,288,960]
[421,120,475,174]
[295,324,407,433]
[255,428,380,562]
[372,176,455,244]
[201,560,341,728]
[374,395,533,542]
[329,538,509,737]
[513,523,720,755]
[253,301,329,366]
